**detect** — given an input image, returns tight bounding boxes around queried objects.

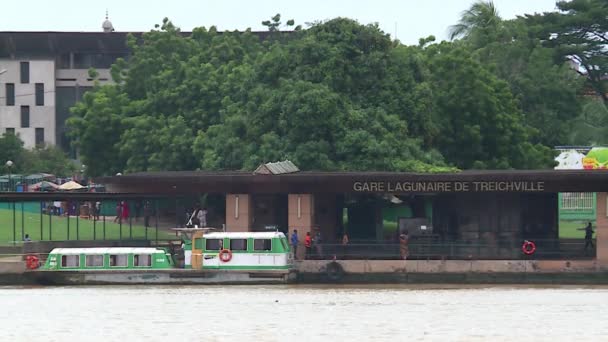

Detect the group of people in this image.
[290,229,323,260]
[289,230,354,260]
[113,201,130,224]
[112,200,153,226]
[186,207,208,228]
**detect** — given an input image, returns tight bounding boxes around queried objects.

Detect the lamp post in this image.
[5,160,13,191]
[80,164,86,183]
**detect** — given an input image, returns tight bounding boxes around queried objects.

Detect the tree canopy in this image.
[68,5,605,176]
[0,133,76,176]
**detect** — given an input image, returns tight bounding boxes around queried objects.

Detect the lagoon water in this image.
[1,285,607,341]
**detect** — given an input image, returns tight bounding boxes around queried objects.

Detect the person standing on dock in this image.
[290,230,299,260]
[578,222,595,251]
[304,232,312,259]
[314,230,323,259]
[198,207,207,227]
[399,231,410,260]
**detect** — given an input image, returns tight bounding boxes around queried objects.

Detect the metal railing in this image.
[298,239,596,260]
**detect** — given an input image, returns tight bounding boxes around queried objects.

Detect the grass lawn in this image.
[559,220,592,239]
[0,208,175,245]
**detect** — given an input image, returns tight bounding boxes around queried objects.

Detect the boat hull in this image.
[28,269,295,285]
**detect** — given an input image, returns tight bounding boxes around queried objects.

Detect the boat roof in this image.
[203,232,286,239]
[48,247,165,255]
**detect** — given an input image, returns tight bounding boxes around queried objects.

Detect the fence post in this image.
[67,205,70,240]
[49,209,52,240]
[12,202,16,245]
[103,207,106,240]
[39,201,43,240]
[21,202,24,241]
[76,201,80,240]
[155,199,159,245]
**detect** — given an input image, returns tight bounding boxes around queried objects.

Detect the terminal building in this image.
[96,161,608,264]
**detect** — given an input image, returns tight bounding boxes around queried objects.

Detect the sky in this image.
[1,0,560,44]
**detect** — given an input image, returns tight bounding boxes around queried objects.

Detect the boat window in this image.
[85,255,104,267]
[253,239,272,251]
[206,239,223,251]
[109,254,128,267]
[230,239,247,251]
[61,255,79,267]
[134,254,152,267]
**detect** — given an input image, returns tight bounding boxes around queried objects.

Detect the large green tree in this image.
[68,16,564,176]
[424,43,553,169]
[529,0,608,104]
[0,133,75,176]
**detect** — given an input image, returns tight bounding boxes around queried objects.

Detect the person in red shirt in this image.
[304,232,312,260]
[121,201,130,221]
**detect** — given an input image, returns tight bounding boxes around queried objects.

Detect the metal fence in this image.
[0,200,165,246]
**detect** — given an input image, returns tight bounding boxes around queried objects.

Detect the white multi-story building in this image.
[0,19,265,152]
[0,60,56,147]
[0,17,127,151]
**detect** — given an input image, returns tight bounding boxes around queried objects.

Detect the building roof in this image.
[0,32,136,56]
[0,30,280,57]
[94,169,608,194]
[254,160,300,175]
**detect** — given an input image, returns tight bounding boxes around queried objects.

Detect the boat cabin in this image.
[43,247,174,270]
[190,231,292,270]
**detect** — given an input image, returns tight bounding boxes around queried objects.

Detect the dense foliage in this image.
[0,133,76,176]
[68,2,607,176]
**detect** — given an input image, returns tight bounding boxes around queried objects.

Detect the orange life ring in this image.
[522,240,536,255]
[219,249,232,262]
[25,255,39,269]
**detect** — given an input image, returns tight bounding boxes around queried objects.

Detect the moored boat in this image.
[28,231,295,285]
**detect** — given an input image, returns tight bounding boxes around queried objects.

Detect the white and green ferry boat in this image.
[32,231,294,285]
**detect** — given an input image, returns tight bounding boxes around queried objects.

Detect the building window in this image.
[35,83,44,106]
[35,128,44,146]
[134,254,151,267]
[253,239,272,251]
[61,255,80,267]
[109,254,128,267]
[20,62,29,84]
[20,106,29,128]
[229,239,248,251]
[85,255,104,267]
[5,128,14,135]
[5,83,14,106]
[561,193,594,210]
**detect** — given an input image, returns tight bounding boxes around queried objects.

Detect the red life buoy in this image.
[25,255,39,269]
[522,240,536,255]
[219,249,232,262]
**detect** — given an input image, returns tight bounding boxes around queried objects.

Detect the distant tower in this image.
[102,10,115,33]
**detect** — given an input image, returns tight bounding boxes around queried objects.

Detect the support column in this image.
[288,194,314,260]
[225,194,252,232]
[596,192,608,268]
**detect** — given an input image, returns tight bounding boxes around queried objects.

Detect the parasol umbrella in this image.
[30,181,60,191]
[58,180,84,190]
